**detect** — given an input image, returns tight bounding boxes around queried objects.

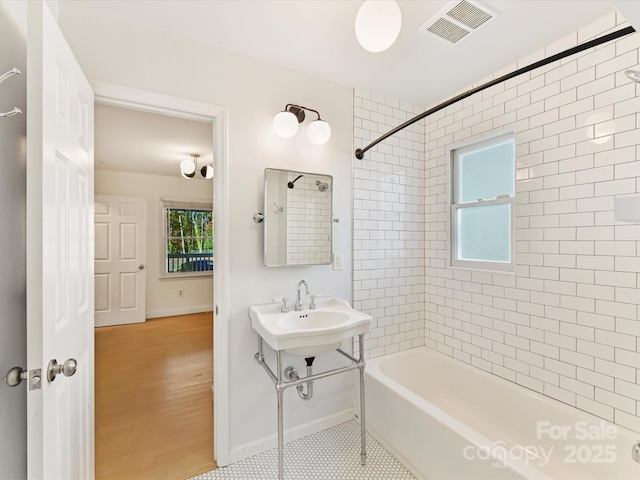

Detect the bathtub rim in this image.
[365,345,640,479]
[365,349,552,480]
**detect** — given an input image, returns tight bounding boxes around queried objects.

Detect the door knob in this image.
[4,366,27,387]
[138,264,145,270]
[47,358,77,382]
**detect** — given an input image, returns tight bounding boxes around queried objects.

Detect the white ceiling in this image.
[84,0,634,176]
[76,0,625,106]
[95,104,213,177]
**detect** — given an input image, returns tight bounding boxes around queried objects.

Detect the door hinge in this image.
[215,305,219,315]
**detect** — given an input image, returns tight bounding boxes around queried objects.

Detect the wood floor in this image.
[95,312,216,480]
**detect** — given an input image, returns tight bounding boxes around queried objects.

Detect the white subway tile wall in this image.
[286,173,332,265]
[353,91,427,359]
[354,11,640,433]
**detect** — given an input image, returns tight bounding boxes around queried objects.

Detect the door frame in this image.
[92,81,230,466]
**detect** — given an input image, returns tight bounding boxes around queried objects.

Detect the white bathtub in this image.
[364,347,640,480]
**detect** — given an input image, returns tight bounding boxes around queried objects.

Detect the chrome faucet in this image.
[295,280,310,311]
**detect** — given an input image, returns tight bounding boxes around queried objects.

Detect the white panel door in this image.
[26,3,94,478]
[94,195,147,327]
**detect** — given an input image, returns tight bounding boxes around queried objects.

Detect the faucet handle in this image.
[273,298,289,313]
[308,294,317,310]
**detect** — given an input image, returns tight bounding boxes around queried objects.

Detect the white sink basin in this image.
[249,297,372,357]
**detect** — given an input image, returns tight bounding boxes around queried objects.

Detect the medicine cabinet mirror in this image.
[264,168,333,267]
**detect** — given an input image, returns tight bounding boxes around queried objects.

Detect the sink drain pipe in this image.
[285,356,315,400]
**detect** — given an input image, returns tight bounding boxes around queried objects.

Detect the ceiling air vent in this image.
[419,0,494,45]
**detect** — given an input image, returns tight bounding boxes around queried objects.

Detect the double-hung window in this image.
[161,198,213,277]
[451,134,515,272]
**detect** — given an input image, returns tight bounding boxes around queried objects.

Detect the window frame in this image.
[160,197,214,278]
[449,133,516,273]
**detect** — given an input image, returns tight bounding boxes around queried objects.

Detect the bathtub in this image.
[364,347,640,480]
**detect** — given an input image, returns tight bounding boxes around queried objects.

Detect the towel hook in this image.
[0,67,23,118]
[0,67,20,86]
[0,107,22,117]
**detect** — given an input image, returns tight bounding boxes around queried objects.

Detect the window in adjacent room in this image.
[162,198,213,277]
[450,133,515,272]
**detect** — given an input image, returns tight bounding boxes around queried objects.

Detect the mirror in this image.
[264,168,333,267]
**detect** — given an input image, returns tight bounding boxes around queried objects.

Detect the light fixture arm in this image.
[274,103,331,144]
[284,104,323,122]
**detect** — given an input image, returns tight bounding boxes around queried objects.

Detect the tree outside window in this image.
[164,207,213,275]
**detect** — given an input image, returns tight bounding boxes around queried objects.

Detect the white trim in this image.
[229,409,354,464]
[160,199,213,279]
[448,132,516,273]
[91,81,230,467]
[450,197,515,272]
[145,305,214,320]
[91,81,224,122]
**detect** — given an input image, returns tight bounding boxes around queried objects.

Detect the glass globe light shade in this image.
[273,110,299,138]
[355,0,402,53]
[180,159,195,175]
[201,164,214,179]
[307,120,331,145]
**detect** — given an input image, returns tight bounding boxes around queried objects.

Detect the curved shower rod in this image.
[355,25,636,160]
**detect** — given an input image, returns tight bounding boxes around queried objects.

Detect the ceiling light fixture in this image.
[273,104,331,145]
[355,0,402,53]
[180,153,213,179]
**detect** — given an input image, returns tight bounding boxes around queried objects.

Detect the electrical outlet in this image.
[178,289,184,297]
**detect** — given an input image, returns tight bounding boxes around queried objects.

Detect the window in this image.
[451,134,515,272]
[161,198,213,277]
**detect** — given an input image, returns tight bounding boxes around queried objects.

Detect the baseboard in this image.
[95,316,145,327]
[145,305,213,319]
[228,409,354,464]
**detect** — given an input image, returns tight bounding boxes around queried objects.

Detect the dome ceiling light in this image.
[355,0,402,53]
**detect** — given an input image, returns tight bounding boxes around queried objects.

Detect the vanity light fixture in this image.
[273,104,331,145]
[355,0,402,53]
[180,153,213,179]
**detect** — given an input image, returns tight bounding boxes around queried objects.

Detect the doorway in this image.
[92,83,229,474]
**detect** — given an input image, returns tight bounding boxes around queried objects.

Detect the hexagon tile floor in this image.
[190,420,416,480]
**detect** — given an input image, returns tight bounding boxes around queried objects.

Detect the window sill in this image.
[448,263,515,276]
[160,270,214,279]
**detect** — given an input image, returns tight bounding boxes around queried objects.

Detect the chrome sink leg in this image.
[358,334,367,466]
[276,350,284,480]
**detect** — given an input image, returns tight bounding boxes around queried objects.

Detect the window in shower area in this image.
[450,133,515,272]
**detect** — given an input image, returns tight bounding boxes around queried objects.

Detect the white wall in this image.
[95,170,214,318]
[424,11,640,434]
[357,11,640,434]
[0,2,27,478]
[58,3,354,461]
[353,93,427,359]
[285,173,332,265]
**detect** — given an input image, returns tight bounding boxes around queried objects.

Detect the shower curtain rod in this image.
[355,25,636,160]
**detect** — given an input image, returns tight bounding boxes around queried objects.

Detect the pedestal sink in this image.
[250,295,372,479]
[249,296,372,357]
